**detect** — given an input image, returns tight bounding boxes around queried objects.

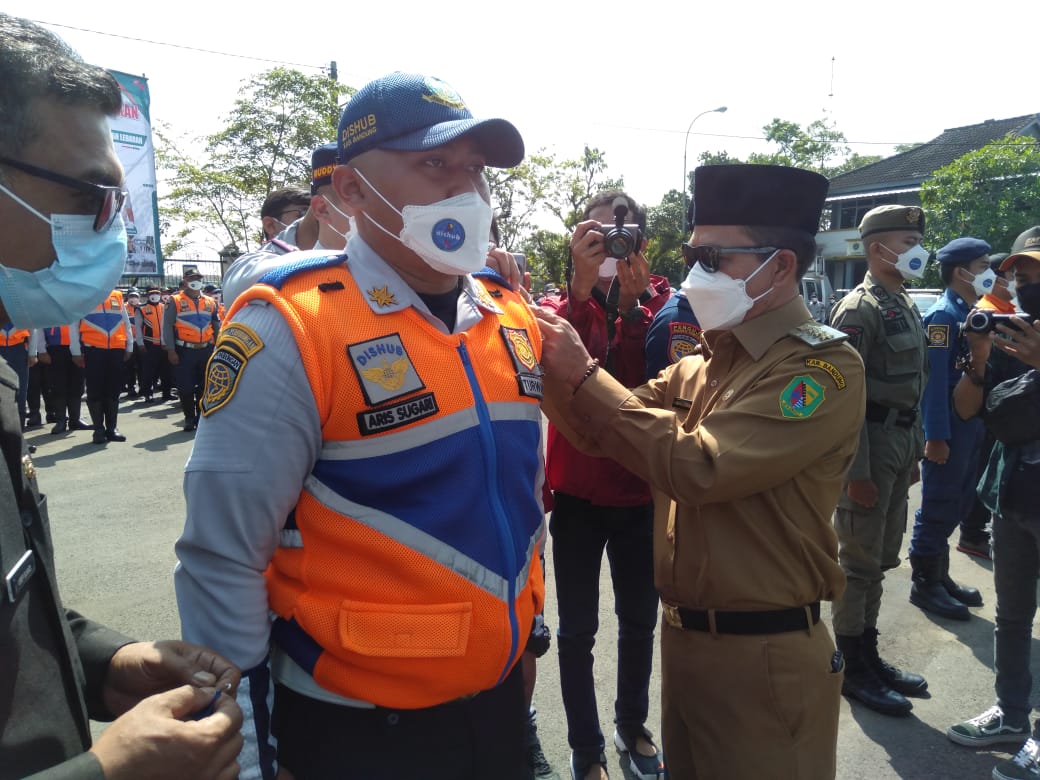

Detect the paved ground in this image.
[27,397,1040,779]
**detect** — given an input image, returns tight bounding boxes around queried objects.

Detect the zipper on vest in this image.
[456,339,520,683]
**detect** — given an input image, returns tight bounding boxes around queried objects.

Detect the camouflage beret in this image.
[859,205,925,239]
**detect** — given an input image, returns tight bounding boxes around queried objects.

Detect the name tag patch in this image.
[5,550,35,603]
[348,333,425,405]
[357,392,439,435]
[500,326,543,400]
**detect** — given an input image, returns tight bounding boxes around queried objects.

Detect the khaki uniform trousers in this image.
[831,421,917,636]
[661,620,842,779]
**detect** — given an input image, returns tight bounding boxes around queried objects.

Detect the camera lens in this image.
[604,228,634,259]
[966,311,991,332]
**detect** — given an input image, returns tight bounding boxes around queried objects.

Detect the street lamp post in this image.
[681,106,727,233]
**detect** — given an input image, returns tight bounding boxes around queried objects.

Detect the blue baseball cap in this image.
[311,142,337,193]
[337,72,524,168]
[936,237,991,265]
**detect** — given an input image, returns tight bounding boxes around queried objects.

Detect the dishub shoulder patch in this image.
[200,323,265,417]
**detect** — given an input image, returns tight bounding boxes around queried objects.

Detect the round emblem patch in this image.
[431,219,465,252]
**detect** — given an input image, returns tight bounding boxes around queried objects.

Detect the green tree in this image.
[919,135,1040,253]
[645,189,687,286]
[158,68,351,254]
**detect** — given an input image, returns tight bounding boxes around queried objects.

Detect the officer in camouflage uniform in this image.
[829,205,930,716]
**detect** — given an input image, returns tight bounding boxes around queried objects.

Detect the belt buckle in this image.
[662,603,682,629]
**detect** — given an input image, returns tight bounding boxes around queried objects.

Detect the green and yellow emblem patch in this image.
[779,375,825,419]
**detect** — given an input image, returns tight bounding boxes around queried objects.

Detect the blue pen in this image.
[189,689,222,720]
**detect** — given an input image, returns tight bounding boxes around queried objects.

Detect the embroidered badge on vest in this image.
[668,322,702,364]
[500,326,543,400]
[927,324,949,348]
[779,375,825,419]
[348,334,425,405]
[367,285,398,308]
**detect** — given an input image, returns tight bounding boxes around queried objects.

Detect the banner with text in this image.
[107,70,162,276]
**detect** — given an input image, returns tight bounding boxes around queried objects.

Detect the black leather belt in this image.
[176,340,213,350]
[662,602,820,635]
[865,401,917,428]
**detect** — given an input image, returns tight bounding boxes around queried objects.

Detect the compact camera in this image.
[962,311,1033,334]
[594,198,643,260]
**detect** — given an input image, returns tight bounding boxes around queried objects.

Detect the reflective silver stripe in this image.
[322,408,478,460]
[305,474,510,601]
[279,529,303,549]
[320,401,540,461]
[515,529,538,595]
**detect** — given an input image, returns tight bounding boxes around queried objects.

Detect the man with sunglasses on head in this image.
[534,164,865,779]
[0,13,244,779]
[826,205,931,717]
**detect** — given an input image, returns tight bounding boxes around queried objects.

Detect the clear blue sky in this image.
[9,1,1032,226]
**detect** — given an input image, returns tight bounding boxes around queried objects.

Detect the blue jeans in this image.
[550,492,659,756]
[910,413,985,557]
[992,505,1040,730]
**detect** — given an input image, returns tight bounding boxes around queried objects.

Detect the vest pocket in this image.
[338,600,472,658]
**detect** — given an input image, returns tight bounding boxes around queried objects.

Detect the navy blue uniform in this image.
[644,292,702,381]
[909,289,985,556]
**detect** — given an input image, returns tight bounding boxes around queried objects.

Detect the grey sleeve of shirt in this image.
[222,251,286,304]
[162,301,176,350]
[174,300,321,671]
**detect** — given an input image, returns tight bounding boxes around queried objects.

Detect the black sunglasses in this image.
[681,244,780,273]
[0,155,126,232]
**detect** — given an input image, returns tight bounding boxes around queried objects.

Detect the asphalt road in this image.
[26,397,1040,779]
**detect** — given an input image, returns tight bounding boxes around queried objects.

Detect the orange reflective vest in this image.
[228,256,545,709]
[137,302,164,345]
[43,326,71,347]
[171,292,217,344]
[977,294,1017,314]
[80,291,127,349]
[0,323,30,347]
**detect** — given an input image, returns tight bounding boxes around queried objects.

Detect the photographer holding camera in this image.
[539,191,669,780]
[946,246,1040,780]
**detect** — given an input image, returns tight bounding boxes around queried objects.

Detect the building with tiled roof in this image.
[818,114,1040,291]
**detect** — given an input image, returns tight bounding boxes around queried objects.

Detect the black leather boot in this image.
[910,554,970,620]
[835,634,913,716]
[180,398,197,431]
[862,627,928,696]
[940,547,983,607]
[104,401,126,442]
[88,400,106,444]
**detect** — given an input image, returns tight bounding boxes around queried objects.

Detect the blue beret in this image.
[936,237,991,265]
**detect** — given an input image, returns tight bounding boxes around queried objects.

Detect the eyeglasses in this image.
[0,155,127,232]
[276,208,306,223]
[681,244,780,273]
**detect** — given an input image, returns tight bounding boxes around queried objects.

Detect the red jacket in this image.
[540,274,671,506]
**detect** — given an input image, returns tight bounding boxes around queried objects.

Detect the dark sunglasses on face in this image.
[0,155,127,232]
[681,244,781,273]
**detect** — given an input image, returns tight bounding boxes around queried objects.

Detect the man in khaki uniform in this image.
[829,205,930,717]
[534,164,865,779]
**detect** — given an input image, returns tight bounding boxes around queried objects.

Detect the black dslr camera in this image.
[595,198,643,260]
[962,310,1033,334]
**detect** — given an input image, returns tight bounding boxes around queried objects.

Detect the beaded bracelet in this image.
[574,359,600,394]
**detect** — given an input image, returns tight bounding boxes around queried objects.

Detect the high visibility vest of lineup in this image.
[44,326,71,347]
[79,291,127,349]
[138,303,163,344]
[171,292,217,344]
[0,323,30,347]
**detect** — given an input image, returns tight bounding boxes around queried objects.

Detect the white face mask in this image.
[323,197,353,243]
[598,256,618,279]
[878,243,929,280]
[187,280,204,291]
[352,168,493,275]
[965,267,997,298]
[1006,279,1017,299]
[148,293,161,304]
[679,250,779,331]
